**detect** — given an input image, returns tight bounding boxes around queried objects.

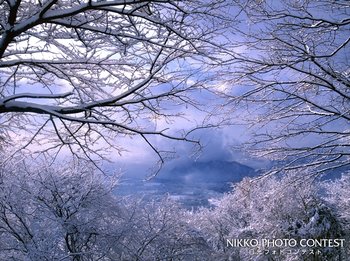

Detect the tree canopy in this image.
[225,0,350,176]
[0,0,229,167]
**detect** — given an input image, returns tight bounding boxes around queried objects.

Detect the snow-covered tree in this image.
[0,0,230,166]
[112,197,210,260]
[0,156,211,260]
[324,173,350,259]
[0,158,121,260]
[192,175,345,260]
[224,0,350,176]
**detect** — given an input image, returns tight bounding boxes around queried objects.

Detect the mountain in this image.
[117,160,256,209]
[155,160,256,192]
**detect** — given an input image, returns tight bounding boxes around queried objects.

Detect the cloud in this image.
[111,125,249,178]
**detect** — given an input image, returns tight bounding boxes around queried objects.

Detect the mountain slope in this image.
[155,160,256,192]
[117,160,257,208]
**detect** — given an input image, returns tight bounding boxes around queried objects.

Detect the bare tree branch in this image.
[0,0,231,168]
[225,0,350,177]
